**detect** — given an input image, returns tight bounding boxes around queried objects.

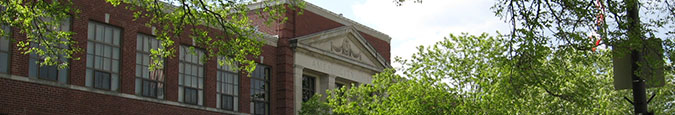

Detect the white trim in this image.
[291,26,390,70]
[302,3,392,43]
[248,1,392,43]
[296,43,383,72]
[261,33,279,47]
[0,73,247,115]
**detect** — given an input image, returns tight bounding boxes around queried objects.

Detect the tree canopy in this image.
[301,33,674,114]
[299,0,675,114]
[0,0,304,73]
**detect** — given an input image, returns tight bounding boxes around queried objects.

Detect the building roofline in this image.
[248,0,392,43]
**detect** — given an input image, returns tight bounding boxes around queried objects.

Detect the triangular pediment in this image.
[292,26,388,71]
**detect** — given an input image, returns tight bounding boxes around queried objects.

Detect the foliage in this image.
[377,0,675,114]
[0,0,80,69]
[304,33,674,114]
[299,94,331,115]
[0,0,304,73]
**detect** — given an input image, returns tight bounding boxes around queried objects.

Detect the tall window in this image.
[178,45,204,105]
[302,75,316,102]
[251,64,269,115]
[28,18,70,83]
[86,21,121,91]
[217,57,238,111]
[135,33,164,98]
[0,25,10,74]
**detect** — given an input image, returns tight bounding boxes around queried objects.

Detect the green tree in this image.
[0,0,304,72]
[351,0,674,114]
[302,33,674,114]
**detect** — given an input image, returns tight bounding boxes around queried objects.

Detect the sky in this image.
[304,0,509,68]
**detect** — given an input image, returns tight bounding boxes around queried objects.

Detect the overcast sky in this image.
[305,0,509,68]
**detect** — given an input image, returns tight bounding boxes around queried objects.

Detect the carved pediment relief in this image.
[331,38,361,60]
[294,26,387,70]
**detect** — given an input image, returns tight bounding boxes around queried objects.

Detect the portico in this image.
[290,26,390,114]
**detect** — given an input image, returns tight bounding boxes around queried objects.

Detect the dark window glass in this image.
[251,64,269,115]
[302,76,315,102]
[142,80,158,97]
[184,87,198,105]
[221,95,234,110]
[179,45,204,105]
[254,101,266,115]
[217,57,238,111]
[136,33,164,99]
[94,71,111,90]
[86,21,120,91]
[0,25,10,73]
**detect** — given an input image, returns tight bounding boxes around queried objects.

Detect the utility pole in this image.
[625,0,649,114]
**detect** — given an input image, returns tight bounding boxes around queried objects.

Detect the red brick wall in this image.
[293,10,391,62]
[358,32,390,62]
[0,78,224,115]
[294,10,344,37]
[1,1,391,115]
[0,0,268,114]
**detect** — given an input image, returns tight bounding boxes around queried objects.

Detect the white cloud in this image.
[350,0,509,68]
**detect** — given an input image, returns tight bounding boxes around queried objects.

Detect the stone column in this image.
[319,75,336,98]
[293,65,304,115]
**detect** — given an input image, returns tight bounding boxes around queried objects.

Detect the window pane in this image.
[0,52,9,73]
[104,45,111,57]
[178,74,183,85]
[95,56,102,69]
[135,78,141,95]
[58,68,68,83]
[192,66,198,76]
[105,27,112,43]
[198,77,203,89]
[39,66,58,81]
[112,48,119,59]
[135,65,142,77]
[88,23,95,40]
[113,29,120,46]
[86,69,93,87]
[143,55,149,65]
[184,75,191,86]
[95,43,102,56]
[87,41,93,54]
[137,35,143,51]
[136,54,142,65]
[143,66,149,78]
[143,37,149,52]
[112,60,119,73]
[179,63,184,73]
[192,76,198,88]
[112,74,119,91]
[217,82,221,93]
[103,58,110,71]
[94,71,111,90]
[222,95,233,110]
[198,67,203,77]
[28,58,38,77]
[96,24,104,42]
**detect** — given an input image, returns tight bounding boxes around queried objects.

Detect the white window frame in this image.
[135,33,165,99]
[178,45,204,105]
[85,21,121,91]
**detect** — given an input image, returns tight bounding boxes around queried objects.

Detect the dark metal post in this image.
[630,51,648,114]
[625,0,649,114]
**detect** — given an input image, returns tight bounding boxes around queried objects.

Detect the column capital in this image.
[294,64,304,69]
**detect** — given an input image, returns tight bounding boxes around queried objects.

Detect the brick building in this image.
[0,0,391,115]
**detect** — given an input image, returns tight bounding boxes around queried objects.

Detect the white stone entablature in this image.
[291,25,389,114]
